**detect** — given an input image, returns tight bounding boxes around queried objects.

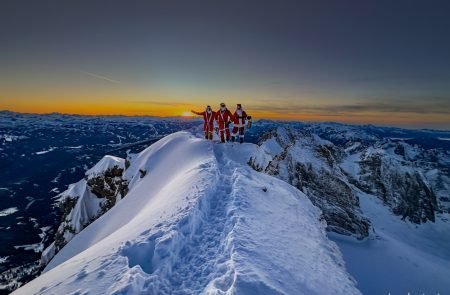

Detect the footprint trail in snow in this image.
[13,132,360,295]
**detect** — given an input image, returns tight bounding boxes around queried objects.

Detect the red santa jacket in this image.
[192,110,216,131]
[215,109,233,127]
[232,109,248,127]
[195,111,215,123]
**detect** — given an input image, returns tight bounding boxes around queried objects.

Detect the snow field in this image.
[14,132,359,295]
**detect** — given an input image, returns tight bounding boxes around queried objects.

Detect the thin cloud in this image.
[131,100,192,107]
[81,71,120,84]
[247,96,450,115]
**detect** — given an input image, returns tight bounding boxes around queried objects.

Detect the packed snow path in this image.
[167,149,235,293]
[14,131,360,295]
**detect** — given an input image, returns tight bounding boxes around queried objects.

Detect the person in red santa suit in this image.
[191,105,216,140]
[231,103,251,143]
[215,102,233,143]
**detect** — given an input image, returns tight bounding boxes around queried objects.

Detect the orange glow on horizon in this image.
[1,97,449,129]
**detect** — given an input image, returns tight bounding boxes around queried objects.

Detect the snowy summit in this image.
[13,131,359,294]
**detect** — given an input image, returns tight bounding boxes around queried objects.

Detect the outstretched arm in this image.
[242,111,248,121]
[226,110,233,125]
[191,110,203,116]
[229,110,235,122]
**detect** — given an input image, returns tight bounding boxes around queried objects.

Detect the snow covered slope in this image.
[249,126,450,294]
[14,132,359,295]
[330,191,450,294]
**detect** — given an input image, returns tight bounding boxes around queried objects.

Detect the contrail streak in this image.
[81,71,120,84]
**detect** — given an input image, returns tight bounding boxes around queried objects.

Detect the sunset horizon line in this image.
[2,108,449,131]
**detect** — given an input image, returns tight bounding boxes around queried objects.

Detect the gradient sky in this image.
[1,0,450,129]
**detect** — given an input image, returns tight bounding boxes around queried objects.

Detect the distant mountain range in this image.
[0,111,449,294]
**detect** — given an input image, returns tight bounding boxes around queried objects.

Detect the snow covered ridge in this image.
[15,131,360,294]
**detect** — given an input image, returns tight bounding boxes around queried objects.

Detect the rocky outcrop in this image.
[86,165,129,213]
[41,156,128,266]
[251,127,447,238]
[305,123,449,217]
[291,162,370,237]
[248,124,450,238]
[249,127,371,239]
[355,145,438,223]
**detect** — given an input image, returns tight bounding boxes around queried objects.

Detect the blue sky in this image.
[1,0,449,128]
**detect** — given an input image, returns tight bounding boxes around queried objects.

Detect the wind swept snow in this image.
[14,132,359,295]
[85,155,125,177]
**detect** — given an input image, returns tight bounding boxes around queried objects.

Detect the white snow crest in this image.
[85,155,125,178]
[205,154,359,294]
[14,131,359,295]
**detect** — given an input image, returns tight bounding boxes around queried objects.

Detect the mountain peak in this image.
[14,131,359,294]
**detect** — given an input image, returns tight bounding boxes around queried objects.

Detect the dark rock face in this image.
[307,125,449,217]
[54,196,79,251]
[394,144,405,157]
[252,127,447,238]
[86,166,128,213]
[291,162,370,237]
[249,128,371,239]
[46,165,129,265]
[357,152,438,223]
[139,169,147,178]
[394,172,437,223]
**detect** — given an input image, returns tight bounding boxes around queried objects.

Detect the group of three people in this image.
[191,103,252,143]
